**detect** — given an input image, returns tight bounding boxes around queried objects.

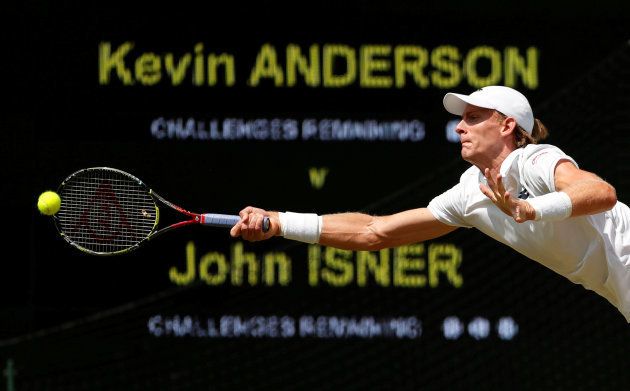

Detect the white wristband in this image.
[278,212,322,243]
[527,191,573,221]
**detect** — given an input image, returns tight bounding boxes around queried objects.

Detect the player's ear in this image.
[501,116,517,136]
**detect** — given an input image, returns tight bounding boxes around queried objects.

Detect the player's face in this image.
[455,105,504,165]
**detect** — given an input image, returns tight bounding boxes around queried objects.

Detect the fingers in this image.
[240,215,257,241]
[230,215,247,238]
[230,211,250,238]
[484,169,507,196]
[229,224,240,237]
[482,169,535,223]
[514,203,525,223]
[484,168,497,191]
[496,174,506,194]
[248,213,261,231]
[479,183,497,202]
[480,178,521,220]
[234,206,272,242]
[239,206,254,219]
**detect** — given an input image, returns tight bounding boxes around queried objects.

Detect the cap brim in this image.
[443,92,494,116]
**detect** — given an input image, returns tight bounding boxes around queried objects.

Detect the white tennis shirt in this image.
[428,144,630,322]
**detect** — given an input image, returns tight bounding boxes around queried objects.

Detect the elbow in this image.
[604,184,618,210]
[591,182,618,212]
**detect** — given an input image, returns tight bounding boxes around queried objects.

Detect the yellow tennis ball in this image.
[37,191,61,215]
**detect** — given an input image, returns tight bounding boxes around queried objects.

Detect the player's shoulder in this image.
[520,144,574,166]
[521,143,567,159]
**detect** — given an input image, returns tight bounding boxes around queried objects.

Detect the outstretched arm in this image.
[319,209,457,250]
[230,207,457,251]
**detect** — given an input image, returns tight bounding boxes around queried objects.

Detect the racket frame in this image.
[53,167,247,256]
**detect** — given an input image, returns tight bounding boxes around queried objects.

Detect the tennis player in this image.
[230,86,630,322]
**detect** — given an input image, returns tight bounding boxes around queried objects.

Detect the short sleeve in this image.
[521,145,578,194]
[427,182,473,228]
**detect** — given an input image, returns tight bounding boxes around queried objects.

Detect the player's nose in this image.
[455,120,467,134]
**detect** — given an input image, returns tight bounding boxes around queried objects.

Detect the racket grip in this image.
[201,214,270,232]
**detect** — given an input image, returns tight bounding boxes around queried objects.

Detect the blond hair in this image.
[496,111,549,148]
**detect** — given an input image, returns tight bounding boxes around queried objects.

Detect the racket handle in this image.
[201,214,270,232]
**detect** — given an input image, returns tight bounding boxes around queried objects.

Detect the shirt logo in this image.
[531,151,549,165]
[518,187,530,200]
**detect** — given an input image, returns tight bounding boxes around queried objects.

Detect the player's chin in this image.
[460,147,478,161]
[460,150,472,161]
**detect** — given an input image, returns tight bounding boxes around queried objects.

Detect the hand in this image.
[479,168,536,223]
[230,206,281,241]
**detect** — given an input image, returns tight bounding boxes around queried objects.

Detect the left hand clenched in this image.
[479,168,535,223]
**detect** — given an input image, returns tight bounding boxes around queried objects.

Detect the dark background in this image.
[2,1,630,389]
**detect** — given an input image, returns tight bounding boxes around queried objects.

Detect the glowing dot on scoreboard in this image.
[442,316,464,340]
[496,316,519,340]
[445,119,460,143]
[467,317,490,340]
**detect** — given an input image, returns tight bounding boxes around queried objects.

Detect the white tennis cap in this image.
[443,86,534,134]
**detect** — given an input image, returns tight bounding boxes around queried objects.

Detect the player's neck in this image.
[473,146,516,176]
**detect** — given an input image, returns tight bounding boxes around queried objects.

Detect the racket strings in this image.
[56,169,157,254]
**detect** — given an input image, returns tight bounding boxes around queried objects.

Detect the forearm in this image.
[562,179,617,217]
[319,209,456,251]
[318,213,379,251]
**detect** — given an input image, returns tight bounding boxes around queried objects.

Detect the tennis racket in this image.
[52,167,269,256]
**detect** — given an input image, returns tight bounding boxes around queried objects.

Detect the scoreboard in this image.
[3,1,630,389]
